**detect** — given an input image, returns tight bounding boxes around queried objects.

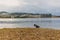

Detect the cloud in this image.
[0,0,60,15]
[0,0,27,10]
[23,0,60,14]
[0,0,19,8]
[23,0,60,9]
[47,0,60,7]
[0,0,19,7]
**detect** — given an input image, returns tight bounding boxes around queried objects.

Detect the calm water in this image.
[0,18,60,29]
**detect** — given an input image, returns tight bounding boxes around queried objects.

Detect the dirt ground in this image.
[0,28,60,40]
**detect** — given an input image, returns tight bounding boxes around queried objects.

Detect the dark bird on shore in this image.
[34,24,40,28]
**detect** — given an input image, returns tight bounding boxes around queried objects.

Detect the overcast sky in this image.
[0,0,60,15]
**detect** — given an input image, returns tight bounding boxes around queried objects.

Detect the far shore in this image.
[0,16,59,18]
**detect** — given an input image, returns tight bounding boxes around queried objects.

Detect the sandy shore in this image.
[0,28,60,40]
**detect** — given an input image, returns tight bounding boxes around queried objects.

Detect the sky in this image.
[0,0,60,15]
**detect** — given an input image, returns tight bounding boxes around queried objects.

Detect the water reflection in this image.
[0,18,59,29]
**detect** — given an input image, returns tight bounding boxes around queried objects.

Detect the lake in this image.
[0,18,60,29]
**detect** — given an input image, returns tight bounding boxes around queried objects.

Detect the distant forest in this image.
[0,11,52,18]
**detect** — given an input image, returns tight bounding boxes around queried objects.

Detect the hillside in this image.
[0,11,52,18]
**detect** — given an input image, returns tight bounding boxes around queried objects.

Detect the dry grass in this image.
[0,28,60,40]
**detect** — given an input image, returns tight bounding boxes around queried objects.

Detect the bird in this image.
[34,24,40,28]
